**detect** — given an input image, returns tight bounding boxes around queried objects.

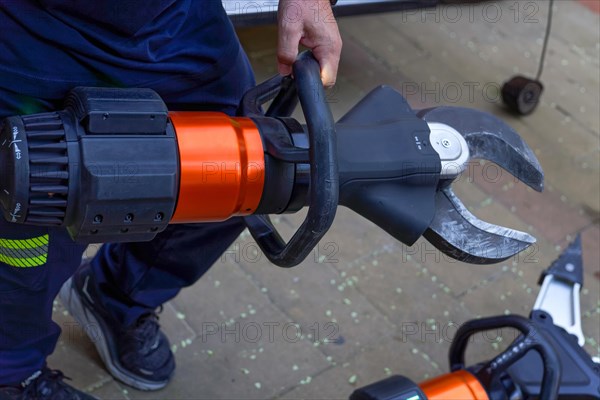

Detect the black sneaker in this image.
[0,367,97,400]
[59,264,175,391]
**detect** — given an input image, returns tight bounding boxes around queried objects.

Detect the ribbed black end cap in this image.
[0,112,70,227]
[0,116,30,224]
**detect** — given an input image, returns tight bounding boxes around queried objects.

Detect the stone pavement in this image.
[51,1,599,398]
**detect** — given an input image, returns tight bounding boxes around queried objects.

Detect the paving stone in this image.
[401,236,507,299]
[125,302,329,400]
[405,198,543,298]
[158,302,198,354]
[533,1,600,132]
[378,1,600,215]
[467,200,564,292]
[450,178,494,212]
[333,249,474,367]
[381,1,600,123]
[579,225,600,311]
[340,249,471,319]
[237,255,396,362]
[320,207,397,267]
[582,309,600,359]
[88,380,130,400]
[280,335,440,400]
[49,300,112,393]
[469,160,593,245]
[337,18,426,101]
[462,270,539,318]
[171,254,272,335]
[377,11,520,111]
[505,112,600,217]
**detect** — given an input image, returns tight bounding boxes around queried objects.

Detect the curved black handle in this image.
[449,314,561,400]
[243,51,338,268]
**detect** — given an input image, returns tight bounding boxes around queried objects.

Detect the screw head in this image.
[565,263,575,272]
[441,138,451,148]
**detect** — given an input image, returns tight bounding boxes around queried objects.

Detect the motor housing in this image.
[0,88,180,242]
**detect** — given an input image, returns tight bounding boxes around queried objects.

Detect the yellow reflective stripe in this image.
[0,235,49,267]
[0,252,48,268]
[0,235,49,249]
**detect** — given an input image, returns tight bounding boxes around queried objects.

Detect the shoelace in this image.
[21,368,74,399]
[127,313,161,355]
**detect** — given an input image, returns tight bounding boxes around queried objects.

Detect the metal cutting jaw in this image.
[419,106,544,264]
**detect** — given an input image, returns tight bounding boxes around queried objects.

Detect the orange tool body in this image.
[169,112,265,223]
[420,371,489,400]
[349,370,490,400]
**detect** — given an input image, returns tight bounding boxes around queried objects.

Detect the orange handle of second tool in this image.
[420,370,489,400]
[169,112,265,223]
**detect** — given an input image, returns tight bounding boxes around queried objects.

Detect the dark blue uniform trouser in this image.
[0,49,255,385]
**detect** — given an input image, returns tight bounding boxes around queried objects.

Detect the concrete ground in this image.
[52,1,599,398]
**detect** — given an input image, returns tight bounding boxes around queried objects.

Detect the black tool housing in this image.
[0,87,179,242]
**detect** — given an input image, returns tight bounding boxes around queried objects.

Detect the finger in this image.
[311,39,342,87]
[278,62,293,77]
[319,58,338,88]
[277,24,302,76]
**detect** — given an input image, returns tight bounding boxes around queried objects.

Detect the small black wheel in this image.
[502,76,544,116]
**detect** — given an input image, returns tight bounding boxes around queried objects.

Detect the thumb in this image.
[312,45,340,87]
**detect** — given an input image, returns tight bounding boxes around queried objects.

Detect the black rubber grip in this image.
[449,314,561,400]
[244,51,339,268]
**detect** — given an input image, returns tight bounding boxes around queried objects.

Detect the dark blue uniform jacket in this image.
[0,0,242,103]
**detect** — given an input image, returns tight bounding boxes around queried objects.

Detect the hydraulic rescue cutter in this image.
[352,236,600,400]
[0,52,544,267]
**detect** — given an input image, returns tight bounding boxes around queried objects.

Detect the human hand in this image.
[277,0,342,87]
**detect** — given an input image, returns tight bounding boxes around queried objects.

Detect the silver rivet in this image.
[441,139,451,148]
[565,263,575,272]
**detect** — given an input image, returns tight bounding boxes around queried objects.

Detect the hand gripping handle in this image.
[243,51,339,268]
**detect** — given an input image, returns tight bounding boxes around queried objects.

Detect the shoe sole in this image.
[59,278,169,391]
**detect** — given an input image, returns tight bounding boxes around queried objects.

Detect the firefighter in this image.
[0,1,341,398]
